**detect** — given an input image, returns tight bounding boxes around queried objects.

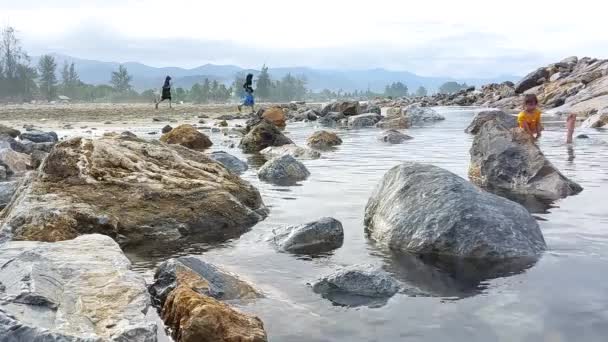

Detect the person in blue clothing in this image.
[238,73,255,113]
[155,76,172,109]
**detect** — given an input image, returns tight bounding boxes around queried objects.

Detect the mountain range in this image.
[31,54,521,93]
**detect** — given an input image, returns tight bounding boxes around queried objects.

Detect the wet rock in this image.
[162,124,173,133]
[217,120,228,127]
[376,116,410,129]
[209,151,248,175]
[216,114,238,120]
[160,124,213,151]
[148,131,157,135]
[464,110,518,134]
[0,234,157,341]
[321,101,360,116]
[365,162,546,259]
[347,113,382,128]
[293,109,319,122]
[0,134,267,245]
[307,130,342,150]
[258,154,310,185]
[0,180,17,208]
[20,130,58,143]
[366,104,382,115]
[239,119,293,153]
[577,134,590,139]
[379,130,412,144]
[30,150,49,169]
[403,104,445,125]
[211,127,221,133]
[0,165,6,180]
[0,148,31,174]
[0,135,30,154]
[581,111,608,128]
[269,217,344,254]
[153,117,170,122]
[260,144,321,160]
[150,257,267,342]
[469,120,583,200]
[198,114,209,119]
[312,264,400,307]
[261,106,287,128]
[317,111,345,126]
[515,67,550,94]
[0,124,20,138]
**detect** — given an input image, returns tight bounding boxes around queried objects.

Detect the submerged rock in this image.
[307,130,342,150]
[379,130,412,144]
[150,256,267,342]
[239,119,293,153]
[312,264,400,307]
[347,113,382,128]
[20,130,58,143]
[0,234,157,341]
[365,162,546,259]
[258,154,310,185]
[260,144,321,160]
[464,110,518,134]
[269,217,344,253]
[469,120,583,199]
[208,151,248,174]
[160,124,213,151]
[0,134,267,246]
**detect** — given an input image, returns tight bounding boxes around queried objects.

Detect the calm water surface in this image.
[126,107,608,342]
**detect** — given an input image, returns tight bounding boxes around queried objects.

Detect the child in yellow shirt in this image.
[517,94,542,140]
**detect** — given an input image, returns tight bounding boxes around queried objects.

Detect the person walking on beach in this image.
[517,94,543,140]
[155,76,172,109]
[238,73,255,113]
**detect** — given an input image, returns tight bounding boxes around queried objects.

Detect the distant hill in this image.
[30,54,520,93]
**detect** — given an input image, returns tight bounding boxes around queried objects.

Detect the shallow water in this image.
[126,108,608,342]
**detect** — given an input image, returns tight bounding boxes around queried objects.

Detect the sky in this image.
[1,0,607,78]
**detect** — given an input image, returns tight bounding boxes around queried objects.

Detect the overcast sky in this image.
[2,0,607,77]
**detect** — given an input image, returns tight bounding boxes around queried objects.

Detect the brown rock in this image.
[0,148,32,174]
[261,106,286,128]
[161,124,213,151]
[0,124,20,138]
[307,131,342,150]
[239,119,293,153]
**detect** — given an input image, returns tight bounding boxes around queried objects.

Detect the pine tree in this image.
[110,65,132,93]
[38,54,57,101]
[256,65,271,101]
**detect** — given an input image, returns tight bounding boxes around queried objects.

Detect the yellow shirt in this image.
[517,109,542,131]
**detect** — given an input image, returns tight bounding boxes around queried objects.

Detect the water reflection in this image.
[567,145,575,162]
[490,190,558,214]
[380,251,538,299]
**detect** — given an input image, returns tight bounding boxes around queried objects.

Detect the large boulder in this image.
[0,234,157,341]
[0,124,20,138]
[150,257,267,342]
[260,144,321,160]
[376,116,410,129]
[402,104,445,125]
[364,162,546,259]
[20,130,58,143]
[378,130,412,144]
[307,130,342,150]
[321,101,360,116]
[258,154,310,185]
[268,217,344,253]
[347,113,382,128]
[464,110,518,134]
[581,110,608,128]
[0,180,17,208]
[239,119,293,153]
[317,111,346,126]
[0,133,267,246]
[514,67,550,94]
[209,151,248,174]
[0,148,31,175]
[312,264,400,307]
[160,124,213,151]
[469,120,583,199]
[261,106,287,128]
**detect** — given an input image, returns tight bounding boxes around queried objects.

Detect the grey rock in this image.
[347,113,382,128]
[379,130,412,144]
[0,124,20,138]
[269,217,344,253]
[152,117,170,122]
[239,119,293,153]
[0,180,17,208]
[0,136,30,154]
[403,104,445,125]
[470,120,583,200]
[211,127,221,133]
[0,148,31,175]
[20,130,58,143]
[515,67,550,94]
[312,264,400,307]
[317,111,345,126]
[258,154,310,185]
[0,234,157,341]
[30,150,49,169]
[321,101,360,116]
[260,144,321,160]
[0,166,5,180]
[149,256,262,307]
[161,125,173,133]
[581,111,608,128]
[209,151,248,174]
[577,134,590,139]
[365,162,546,259]
[464,110,518,134]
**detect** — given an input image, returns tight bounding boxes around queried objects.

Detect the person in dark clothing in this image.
[238,73,255,113]
[155,76,172,109]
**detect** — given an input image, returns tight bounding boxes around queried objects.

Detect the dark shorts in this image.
[161,88,171,100]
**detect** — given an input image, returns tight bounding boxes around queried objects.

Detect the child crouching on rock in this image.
[517,94,543,140]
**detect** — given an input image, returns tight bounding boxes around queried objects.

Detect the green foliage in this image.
[189,78,231,104]
[38,54,57,101]
[415,86,428,97]
[0,25,37,100]
[60,61,80,99]
[438,81,469,94]
[384,82,408,97]
[256,65,271,100]
[110,65,132,93]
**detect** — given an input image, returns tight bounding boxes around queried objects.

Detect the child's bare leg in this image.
[566,113,576,143]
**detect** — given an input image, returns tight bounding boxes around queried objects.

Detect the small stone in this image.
[269,217,344,253]
[161,125,173,134]
[258,154,310,185]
